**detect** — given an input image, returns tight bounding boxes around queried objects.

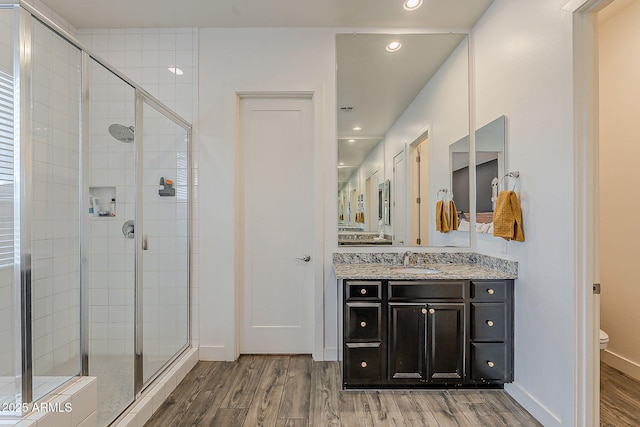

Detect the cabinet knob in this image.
[360,321,367,328]
[487,288,495,295]
[360,288,367,295]
[421,308,427,315]
[486,320,494,327]
[487,361,495,368]
[429,308,435,315]
[361,361,368,368]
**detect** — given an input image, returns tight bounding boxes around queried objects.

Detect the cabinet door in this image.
[426,303,465,382]
[388,304,426,380]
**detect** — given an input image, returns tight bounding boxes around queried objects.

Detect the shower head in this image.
[108,124,135,143]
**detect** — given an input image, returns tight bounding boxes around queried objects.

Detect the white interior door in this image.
[393,151,407,245]
[240,96,314,354]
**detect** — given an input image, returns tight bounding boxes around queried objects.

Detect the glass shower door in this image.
[85,57,136,426]
[140,99,189,385]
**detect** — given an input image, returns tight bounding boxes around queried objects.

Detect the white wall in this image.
[473,0,576,425]
[598,0,640,378]
[198,28,336,360]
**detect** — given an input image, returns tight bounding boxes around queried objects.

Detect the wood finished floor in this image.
[145,355,542,426]
[601,362,640,427]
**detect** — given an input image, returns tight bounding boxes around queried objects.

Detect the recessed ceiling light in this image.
[353,126,362,131]
[403,0,423,11]
[386,41,402,53]
[348,139,355,143]
[168,67,184,75]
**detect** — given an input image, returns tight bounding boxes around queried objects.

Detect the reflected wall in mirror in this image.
[450,115,506,235]
[337,33,470,247]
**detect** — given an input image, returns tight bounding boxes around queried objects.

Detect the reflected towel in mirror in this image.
[436,200,449,232]
[449,200,459,231]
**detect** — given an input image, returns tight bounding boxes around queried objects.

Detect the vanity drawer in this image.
[344,343,384,382]
[471,303,507,341]
[471,343,511,382]
[346,281,382,300]
[389,281,464,300]
[345,303,381,342]
[471,280,507,301]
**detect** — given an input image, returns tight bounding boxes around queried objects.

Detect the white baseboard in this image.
[505,382,562,427]
[198,345,227,361]
[601,349,640,381]
[323,347,338,361]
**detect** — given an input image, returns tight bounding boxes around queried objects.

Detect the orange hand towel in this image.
[493,191,525,242]
[436,200,449,233]
[449,199,459,231]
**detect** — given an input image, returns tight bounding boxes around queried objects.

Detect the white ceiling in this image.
[42,0,493,29]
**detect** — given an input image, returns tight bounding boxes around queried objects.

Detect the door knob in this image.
[296,255,311,262]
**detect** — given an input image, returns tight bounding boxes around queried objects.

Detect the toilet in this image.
[600,329,609,350]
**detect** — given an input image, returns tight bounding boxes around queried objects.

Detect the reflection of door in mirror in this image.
[393,151,407,245]
[366,171,380,232]
[410,134,429,245]
[350,189,358,226]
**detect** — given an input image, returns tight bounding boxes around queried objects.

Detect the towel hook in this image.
[437,188,448,200]
[500,171,520,191]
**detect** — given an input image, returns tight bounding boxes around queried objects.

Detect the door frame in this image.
[392,149,408,245]
[234,91,324,361]
[570,0,613,425]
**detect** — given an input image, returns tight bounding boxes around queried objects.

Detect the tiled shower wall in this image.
[30,17,82,379]
[77,28,199,353]
[86,60,136,357]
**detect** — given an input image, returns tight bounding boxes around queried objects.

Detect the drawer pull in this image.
[428,308,435,315]
[487,288,495,295]
[360,288,367,295]
[361,361,368,368]
[486,320,494,327]
[360,321,367,328]
[421,308,427,315]
[487,361,495,368]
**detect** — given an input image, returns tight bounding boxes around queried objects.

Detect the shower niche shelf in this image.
[89,186,117,218]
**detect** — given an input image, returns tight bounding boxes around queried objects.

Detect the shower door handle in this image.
[142,235,148,251]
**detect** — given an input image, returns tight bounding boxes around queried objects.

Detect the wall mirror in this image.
[337,33,470,247]
[450,115,505,235]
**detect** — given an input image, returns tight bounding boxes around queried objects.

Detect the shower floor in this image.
[89,355,135,427]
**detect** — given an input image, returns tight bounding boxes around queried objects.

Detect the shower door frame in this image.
[9,0,193,415]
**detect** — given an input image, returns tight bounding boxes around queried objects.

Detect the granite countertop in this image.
[333,252,517,280]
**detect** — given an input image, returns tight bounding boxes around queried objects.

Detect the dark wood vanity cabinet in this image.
[343,278,514,388]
